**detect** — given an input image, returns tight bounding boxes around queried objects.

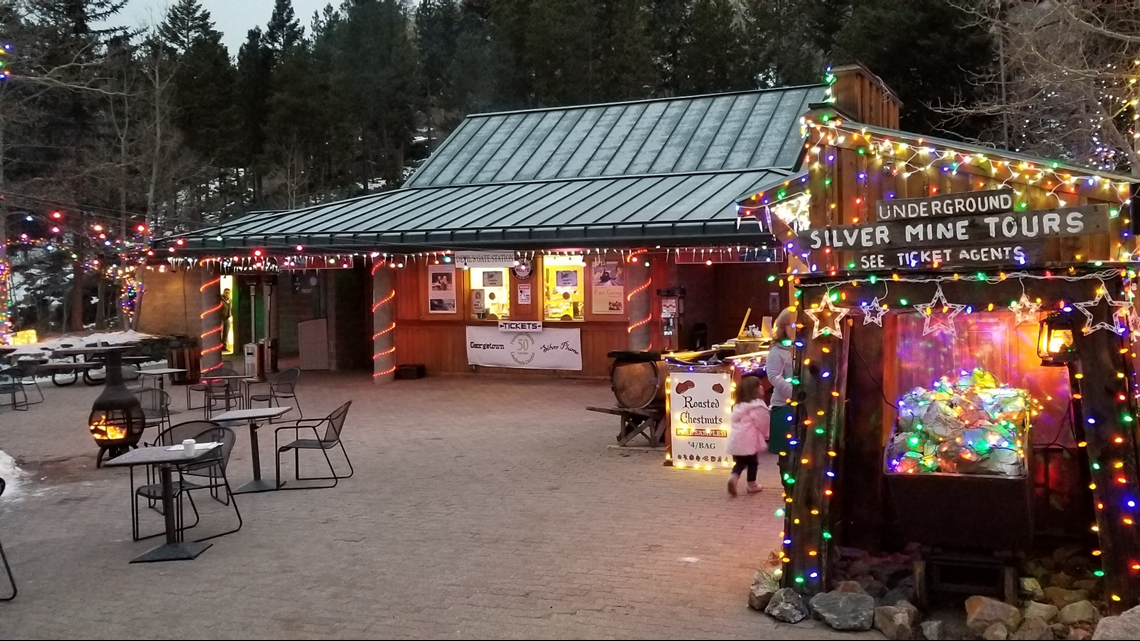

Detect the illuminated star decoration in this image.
[914,285,966,337]
[860,297,888,327]
[1008,294,1041,325]
[1075,286,1130,335]
[805,293,850,339]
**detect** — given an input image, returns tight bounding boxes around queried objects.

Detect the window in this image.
[543,256,585,321]
[471,268,510,320]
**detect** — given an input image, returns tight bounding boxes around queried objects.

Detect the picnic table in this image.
[104,443,223,563]
[46,345,138,386]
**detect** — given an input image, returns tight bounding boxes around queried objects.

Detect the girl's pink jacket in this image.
[726,399,770,456]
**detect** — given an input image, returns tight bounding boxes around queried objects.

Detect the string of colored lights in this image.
[372,267,397,378]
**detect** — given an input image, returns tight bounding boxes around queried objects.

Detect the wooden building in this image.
[151,71,898,379]
[733,83,1140,608]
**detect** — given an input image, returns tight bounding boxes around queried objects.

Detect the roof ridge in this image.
[464,84,827,119]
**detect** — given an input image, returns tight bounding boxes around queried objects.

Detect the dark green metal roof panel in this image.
[403,85,826,188]
[167,169,791,251]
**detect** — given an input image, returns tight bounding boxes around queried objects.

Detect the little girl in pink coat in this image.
[726,376,769,496]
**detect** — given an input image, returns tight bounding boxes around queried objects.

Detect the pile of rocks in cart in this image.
[747,545,1140,639]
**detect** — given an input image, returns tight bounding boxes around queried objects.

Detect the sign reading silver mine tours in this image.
[876,188,1014,221]
[800,205,1110,252]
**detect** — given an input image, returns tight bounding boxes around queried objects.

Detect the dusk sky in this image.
[124,0,334,54]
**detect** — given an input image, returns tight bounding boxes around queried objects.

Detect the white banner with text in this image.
[466,326,582,370]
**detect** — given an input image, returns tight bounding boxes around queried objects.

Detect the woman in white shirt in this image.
[766,308,797,485]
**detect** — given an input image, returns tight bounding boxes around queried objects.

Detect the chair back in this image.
[133,388,171,415]
[271,368,300,395]
[321,401,352,443]
[206,366,241,395]
[153,421,235,476]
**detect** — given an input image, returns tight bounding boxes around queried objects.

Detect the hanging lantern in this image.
[1038,313,1076,366]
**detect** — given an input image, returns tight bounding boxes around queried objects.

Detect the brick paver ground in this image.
[0,372,877,639]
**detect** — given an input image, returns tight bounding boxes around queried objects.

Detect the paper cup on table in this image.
[182,439,196,457]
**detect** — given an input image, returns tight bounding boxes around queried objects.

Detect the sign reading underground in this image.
[797,189,1111,268]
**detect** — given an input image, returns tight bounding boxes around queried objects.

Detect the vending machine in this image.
[656,287,685,352]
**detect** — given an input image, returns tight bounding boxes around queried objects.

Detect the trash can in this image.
[168,347,200,385]
[244,343,259,378]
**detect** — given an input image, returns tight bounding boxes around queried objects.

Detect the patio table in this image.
[137,368,187,391]
[211,406,292,494]
[104,443,223,563]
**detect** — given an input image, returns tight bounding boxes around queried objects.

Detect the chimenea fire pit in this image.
[88,348,146,467]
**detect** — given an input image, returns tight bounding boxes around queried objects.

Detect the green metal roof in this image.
[162,85,826,253]
[406,85,825,188]
[170,169,795,252]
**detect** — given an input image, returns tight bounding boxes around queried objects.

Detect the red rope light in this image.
[202,344,223,354]
[198,277,221,292]
[372,322,396,340]
[201,362,223,373]
[373,366,397,378]
[372,346,396,359]
[200,302,222,319]
[370,260,387,275]
[371,290,396,312]
[627,315,652,334]
[626,277,651,302]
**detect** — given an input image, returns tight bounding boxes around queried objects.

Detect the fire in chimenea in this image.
[89,415,128,441]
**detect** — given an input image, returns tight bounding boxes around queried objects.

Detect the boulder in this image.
[1073,579,1098,592]
[1022,601,1058,623]
[1071,629,1091,640]
[748,569,778,611]
[967,596,1022,635]
[1053,573,1075,589]
[881,585,914,607]
[765,588,809,624]
[837,546,869,560]
[871,562,912,586]
[1020,577,1046,602]
[810,590,875,631]
[836,580,866,594]
[1058,601,1101,626]
[984,622,1010,640]
[1044,586,1090,609]
[874,604,919,640]
[920,620,945,641]
[849,560,872,577]
[1051,623,1070,639]
[1012,617,1053,640]
[857,575,889,599]
[1093,604,1140,639]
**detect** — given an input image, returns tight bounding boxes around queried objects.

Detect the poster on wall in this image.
[465,326,582,370]
[518,283,531,304]
[428,264,456,313]
[591,259,625,315]
[472,289,485,314]
[668,371,732,468]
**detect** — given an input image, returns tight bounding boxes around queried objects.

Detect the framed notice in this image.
[518,283,531,304]
[482,270,504,287]
[428,264,456,313]
[591,259,624,315]
[555,270,578,287]
[668,371,732,468]
[472,289,485,314]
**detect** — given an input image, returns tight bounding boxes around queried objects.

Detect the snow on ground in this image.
[9,330,156,359]
[0,450,24,499]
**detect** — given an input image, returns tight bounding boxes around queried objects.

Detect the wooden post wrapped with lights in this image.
[1067,277,1140,608]
[372,261,396,383]
[198,271,223,373]
[626,251,652,351]
[779,291,850,594]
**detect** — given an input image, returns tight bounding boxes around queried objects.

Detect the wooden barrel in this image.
[609,353,666,409]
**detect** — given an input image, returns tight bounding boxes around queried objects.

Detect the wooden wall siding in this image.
[797,121,1134,273]
[394,320,623,378]
[831,67,901,130]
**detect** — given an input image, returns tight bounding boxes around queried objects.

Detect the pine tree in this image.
[237,27,273,202]
[156,0,214,55]
[523,0,596,105]
[265,0,305,57]
[592,0,656,101]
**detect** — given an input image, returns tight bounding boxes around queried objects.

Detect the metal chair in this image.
[247,368,301,419]
[132,388,173,433]
[0,478,15,601]
[131,421,241,543]
[14,360,44,405]
[0,367,28,411]
[274,401,354,490]
[203,366,243,418]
